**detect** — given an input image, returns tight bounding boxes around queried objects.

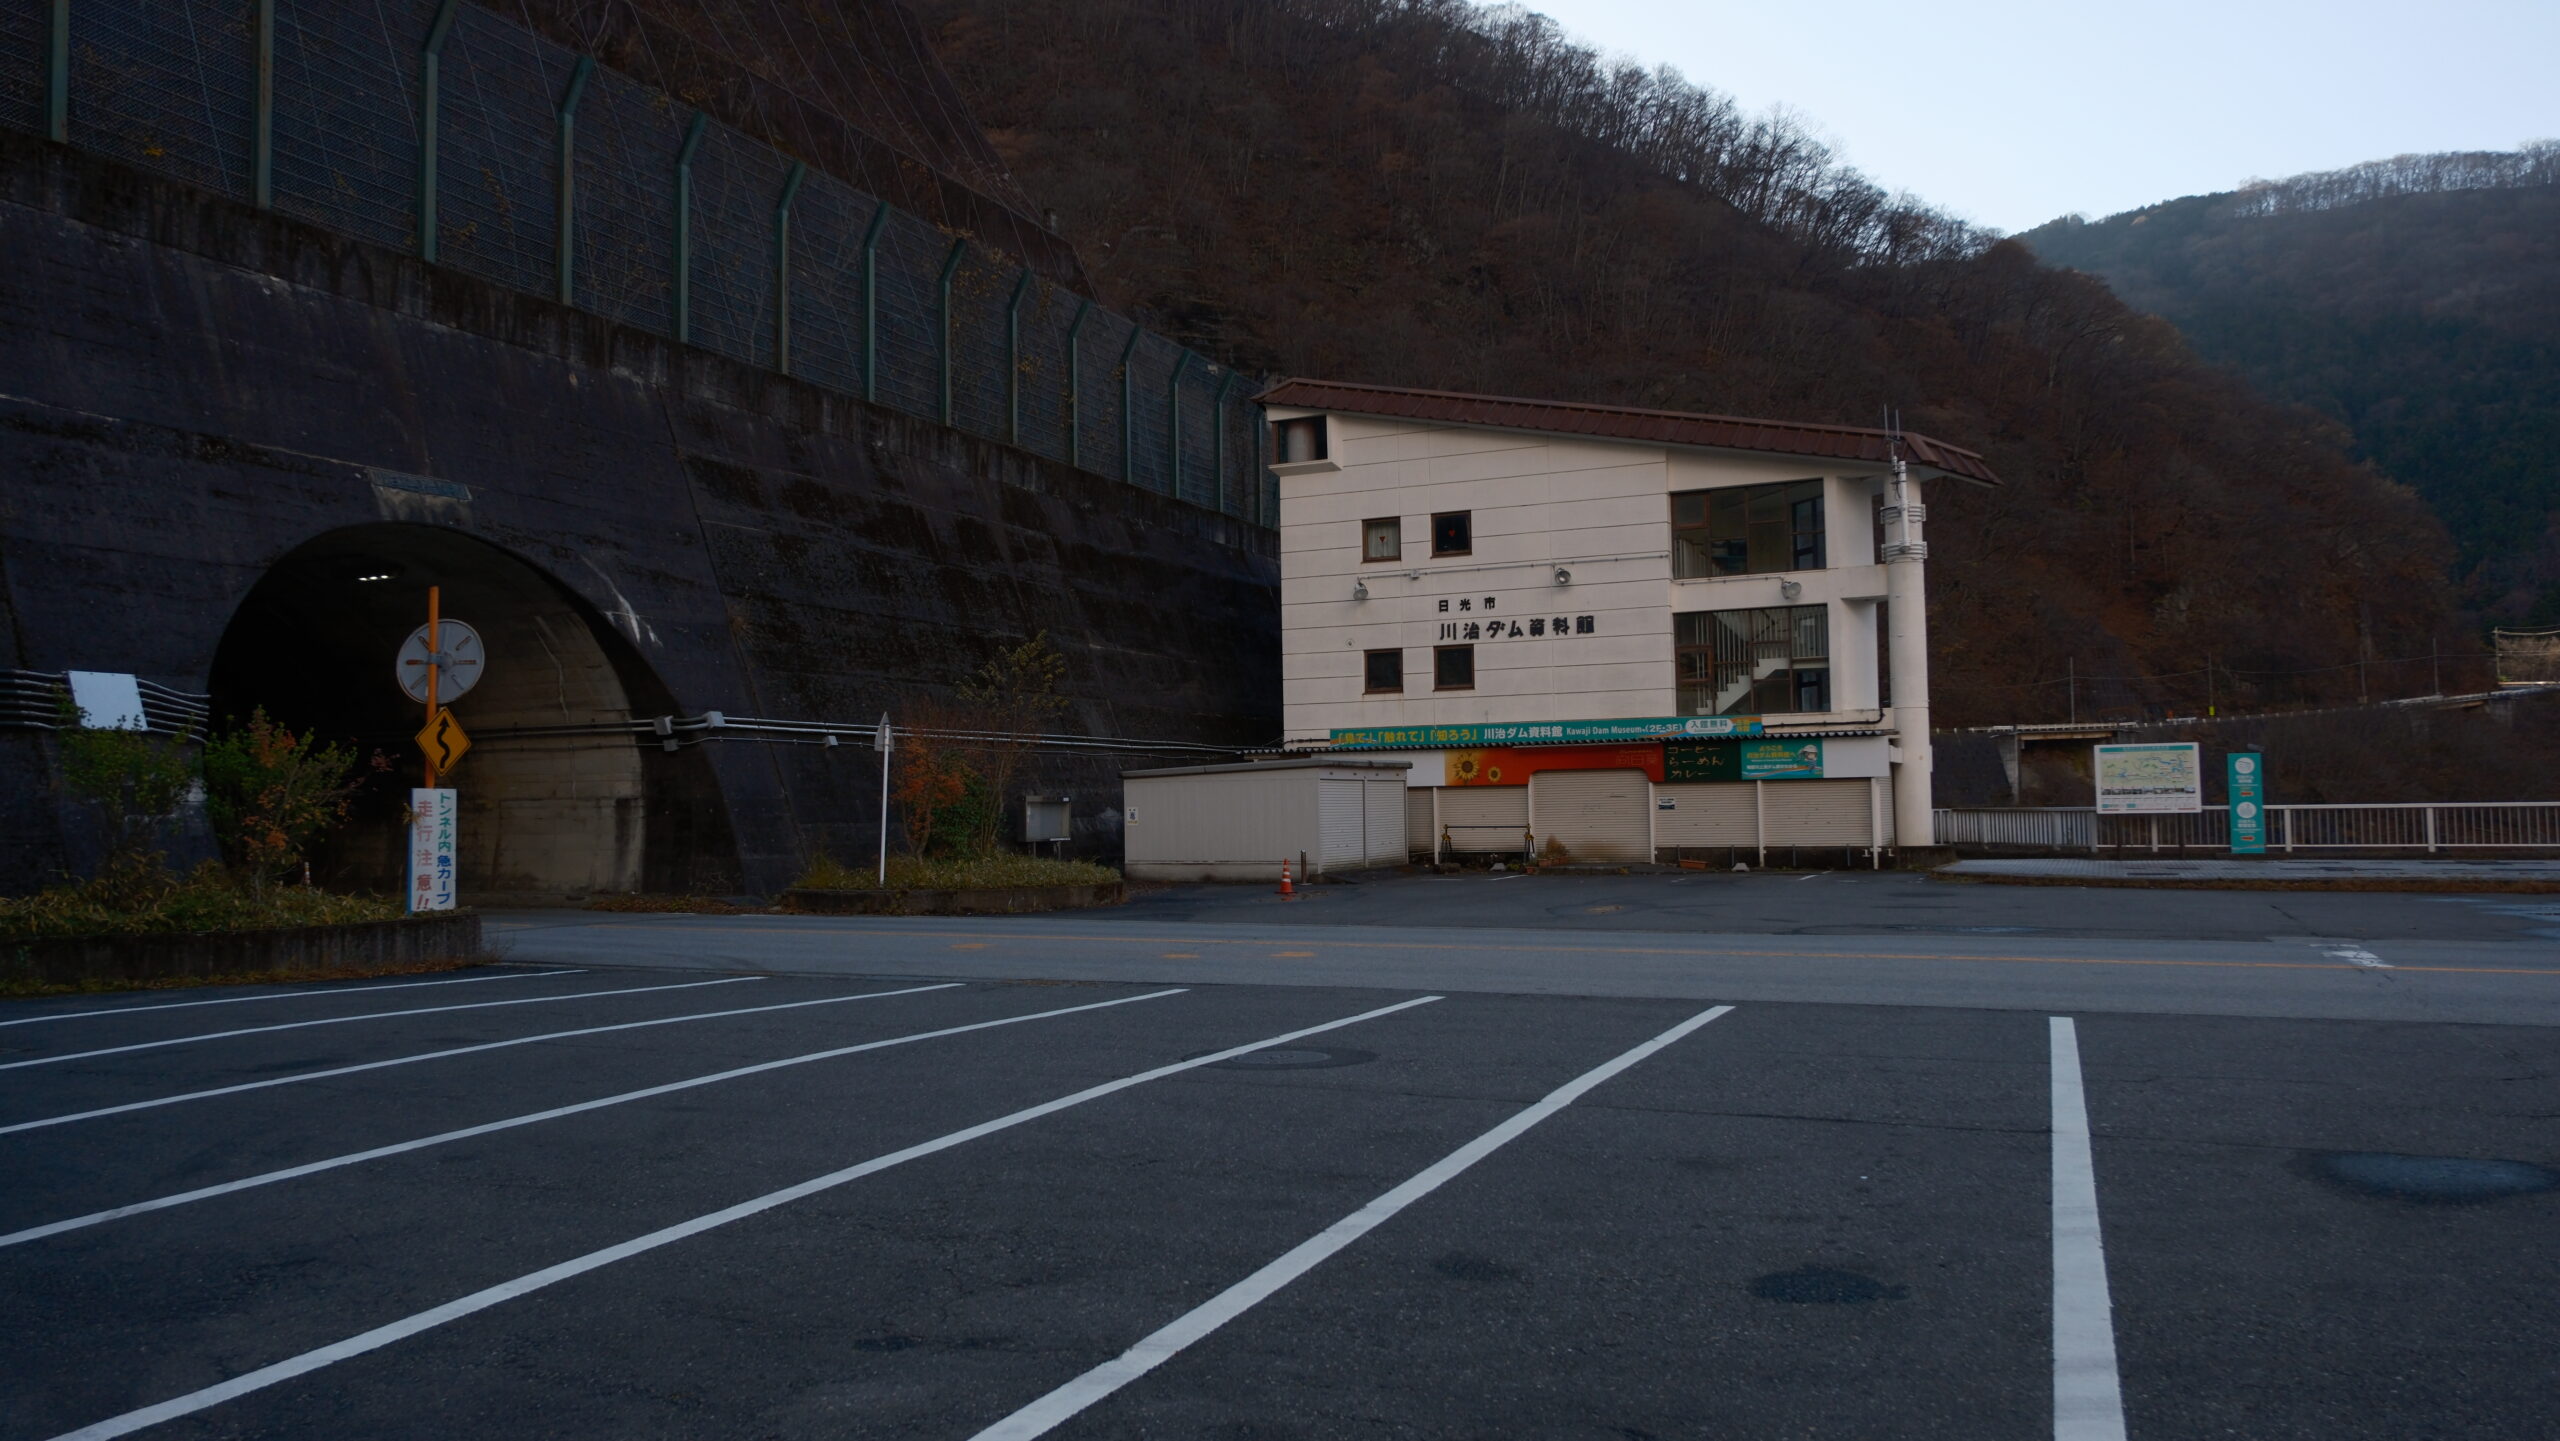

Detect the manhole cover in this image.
[1749,1266,1908,1304]
[2304,1151,2558,1205]
[1187,1046,1376,1070]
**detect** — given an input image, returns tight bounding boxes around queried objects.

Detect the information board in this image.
[2093,742,2202,814]
[2227,751,2266,854]
[408,788,458,912]
[1664,738,1826,782]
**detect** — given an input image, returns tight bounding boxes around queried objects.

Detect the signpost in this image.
[398,586,485,913]
[2093,742,2203,814]
[2228,751,2266,854]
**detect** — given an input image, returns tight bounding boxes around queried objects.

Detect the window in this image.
[1434,644,1475,690]
[1362,517,1402,562]
[1273,416,1327,463]
[1671,480,1826,578]
[1431,511,1472,556]
[1364,648,1404,693]
[1674,605,1830,715]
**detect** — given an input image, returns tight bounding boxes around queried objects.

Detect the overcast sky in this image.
[1528,0,2560,233]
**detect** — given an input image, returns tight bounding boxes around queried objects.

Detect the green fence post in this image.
[1251,389,1266,525]
[1166,351,1193,502]
[1114,325,1143,486]
[1004,268,1031,445]
[251,0,274,207]
[773,161,805,374]
[859,202,890,401]
[936,236,966,425]
[44,0,66,143]
[1210,369,1236,516]
[1064,298,1091,468]
[553,55,592,306]
[417,0,458,262]
[671,114,706,343]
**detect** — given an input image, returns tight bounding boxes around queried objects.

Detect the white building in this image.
[1260,379,1998,864]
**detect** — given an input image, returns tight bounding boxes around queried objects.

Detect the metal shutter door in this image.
[1653,783,1757,847]
[1530,769,1652,863]
[1763,779,1876,845]
[1364,780,1404,865]
[1438,786,1528,853]
[1406,787,1436,858]
[1318,779,1365,870]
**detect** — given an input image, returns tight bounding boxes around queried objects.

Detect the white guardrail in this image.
[1934,803,2560,853]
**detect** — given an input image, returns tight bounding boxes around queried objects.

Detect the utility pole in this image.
[2207,655,2215,718]
[422,585,442,789]
[874,713,893,888]
[2067,657,2076,724]
[2432,636,2442,697]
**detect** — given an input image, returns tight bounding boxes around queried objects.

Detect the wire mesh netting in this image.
[4,0,1270,530]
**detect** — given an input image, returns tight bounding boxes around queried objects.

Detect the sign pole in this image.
[874,712,893,888]
[423,585,442,790]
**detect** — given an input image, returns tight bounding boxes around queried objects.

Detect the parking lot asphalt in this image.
[4,951,2556,1439]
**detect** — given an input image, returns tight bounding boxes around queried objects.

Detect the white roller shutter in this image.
[1530,769,1651,864]
[1406,787,1436,859]
[1763,778,1876,846]
[1318,779,1364,870]
[1364,778,1405,866]
[1438,786,1528,853]
[1653,783,1757,848]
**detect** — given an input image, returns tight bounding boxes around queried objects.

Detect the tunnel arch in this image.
[208,524,737,903]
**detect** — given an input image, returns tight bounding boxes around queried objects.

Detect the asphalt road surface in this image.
[5,873,2556,1439]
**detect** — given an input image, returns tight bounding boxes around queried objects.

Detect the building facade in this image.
[1261,380,1998,862]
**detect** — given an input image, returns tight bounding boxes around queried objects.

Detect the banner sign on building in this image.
[1331,715,1761,748]
[408,787,458,912]
[1445,743,1667,786]
[2227,751,2266,854]
[2093,742,2203,814]
[1665,738,1826,782]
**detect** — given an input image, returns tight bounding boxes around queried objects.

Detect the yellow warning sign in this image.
[415,711,471,774]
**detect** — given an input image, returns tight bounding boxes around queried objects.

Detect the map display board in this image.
[2093,742,2203,814]
[1664,739,1826,782]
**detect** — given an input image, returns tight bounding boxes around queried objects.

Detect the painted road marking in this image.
[2321,943,2391,970]
[0,970,585,1029]
[950,943,989,950]
[2050,1017,2129,1441]
[0,987,1179,1251]
[0,983,963,1137]
[0,977,763,1072]
[968,1003,1736,1441]
[38,994,1445,1441]
[1272,952,1315,959]
[1163,953,1200,959]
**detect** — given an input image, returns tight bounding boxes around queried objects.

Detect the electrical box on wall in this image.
[1023,796,1072,844]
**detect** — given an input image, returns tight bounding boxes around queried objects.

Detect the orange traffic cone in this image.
[1277,858,1295,897]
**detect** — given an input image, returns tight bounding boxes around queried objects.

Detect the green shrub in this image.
[201,709,377,896]
[0,864,399,941]
[793,852,1118,891]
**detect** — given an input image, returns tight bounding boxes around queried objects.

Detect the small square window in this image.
[1364,649,1403,693]
[1273,416,1327,463]
[1431,511,1472,556]
[1434,645,1475,690]
[1362,517,1402,562]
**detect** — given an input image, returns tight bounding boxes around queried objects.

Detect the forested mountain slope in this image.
[913,0,2461,724]
[2022,147,2560,628]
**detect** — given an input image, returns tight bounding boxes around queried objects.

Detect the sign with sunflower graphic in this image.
[1444,743,1667,786]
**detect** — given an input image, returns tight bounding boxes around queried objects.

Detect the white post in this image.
[874,713,893,887]
[1883,455,1934,848]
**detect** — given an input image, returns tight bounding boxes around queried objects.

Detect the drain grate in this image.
[2304,1151,2558,1205]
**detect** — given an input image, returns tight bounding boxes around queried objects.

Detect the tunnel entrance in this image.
[209,525,718,903]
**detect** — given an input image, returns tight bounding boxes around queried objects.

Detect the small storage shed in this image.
[1121,758,1410,881]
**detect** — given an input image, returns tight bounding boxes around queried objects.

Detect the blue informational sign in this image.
[2227,752,2266,855]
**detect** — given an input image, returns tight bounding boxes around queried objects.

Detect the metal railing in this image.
[11,0,1275,523]
[1936,803,2560,853]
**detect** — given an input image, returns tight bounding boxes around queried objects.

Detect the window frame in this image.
[1433,644,1476,691]
[1272,415,1327,464]
[1671,479,1828,579]
[1363,648,1405,694]
[1673,604,1832,716]
[1361,516,1403,563]
[1430,510,1473,558]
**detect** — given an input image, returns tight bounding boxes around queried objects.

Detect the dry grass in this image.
[794,853,1120,891]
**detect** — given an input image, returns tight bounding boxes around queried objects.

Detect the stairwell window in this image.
[1675,605,1830,715]
[1672,480,1826,577]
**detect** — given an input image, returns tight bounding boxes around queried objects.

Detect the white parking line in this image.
[969,1002,1735,1441]
[0,986,1173,1250]
[0,977,760,1072]
[2050,1017,2129,1441]
[0,983,958,1137]
[38,993,1445,1441]
[0,970,584,1028]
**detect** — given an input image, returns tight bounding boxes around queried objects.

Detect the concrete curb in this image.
[781,883,1127,916]
[3,913,487,986]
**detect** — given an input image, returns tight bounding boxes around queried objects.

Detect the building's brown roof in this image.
[1257,378,2000,486]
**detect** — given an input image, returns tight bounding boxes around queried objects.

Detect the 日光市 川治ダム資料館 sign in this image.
[1328,716,1764,748]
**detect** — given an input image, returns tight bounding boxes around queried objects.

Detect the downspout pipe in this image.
[252,0,274,207]
[553,55,593,305]
[672,113,707,344]
[1165,351,1194,501]
[1210,369,1237,516]
[45,0,68,143]
[936,237,966,425]
[859,203,891,401]
[1064,298,1092,468]
[417,0,459,262]
[1114,325,1143,485]
[773,161,806,374]
[1004,268,1032,446]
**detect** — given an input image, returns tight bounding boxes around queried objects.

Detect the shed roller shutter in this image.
[1437,786,1528,853]
[1406,787,1436,858]
[1530,769,1651,863]
[1763,778,1876,846]
[1654,783,1757,848]
[1318,779,1365,870]
[1364,779,1405,865]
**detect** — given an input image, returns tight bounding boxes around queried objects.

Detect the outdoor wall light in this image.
[1779,578,1803,600]
[1553,566,1572,586]
[1352,580,1370,600]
